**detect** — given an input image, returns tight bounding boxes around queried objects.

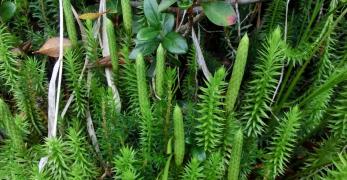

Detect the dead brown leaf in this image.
[87,56,125,68]
[11,41,32,56]
[79,12,107,20]
[20,41,32,52]
[97,56,112,67]
[33,37,71,58]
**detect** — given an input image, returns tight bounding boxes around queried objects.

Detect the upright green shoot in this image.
[226,34,249,113]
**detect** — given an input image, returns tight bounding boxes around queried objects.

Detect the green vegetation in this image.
[0,0,346,179]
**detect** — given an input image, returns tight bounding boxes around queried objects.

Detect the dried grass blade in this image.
[191,28,211,80]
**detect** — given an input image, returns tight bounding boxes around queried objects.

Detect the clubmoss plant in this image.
[225,34,249,113]
[264,106,301,178]
[121,0,133,35]
[241,27,284,137]
[182,156,205,180]
[196,67,227,152]
[173,104,185,166]
[106,18,119,84]
[227,129,243,180]
[0,1,346,179]
[63,0,78,47]
[155,44,165,98]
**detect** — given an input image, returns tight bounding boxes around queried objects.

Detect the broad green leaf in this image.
[192,149,206,161]
[144,0,160,26]
[132,15,144,33]
[177,0,193,9]
[130,40,160,59]
[202,1,236,26]
[137,27,160,41]
[162,32,188,54]
[106,0,120,14]
[158,0,177,12]
[0,2,16,22]
[161,13,175,35]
